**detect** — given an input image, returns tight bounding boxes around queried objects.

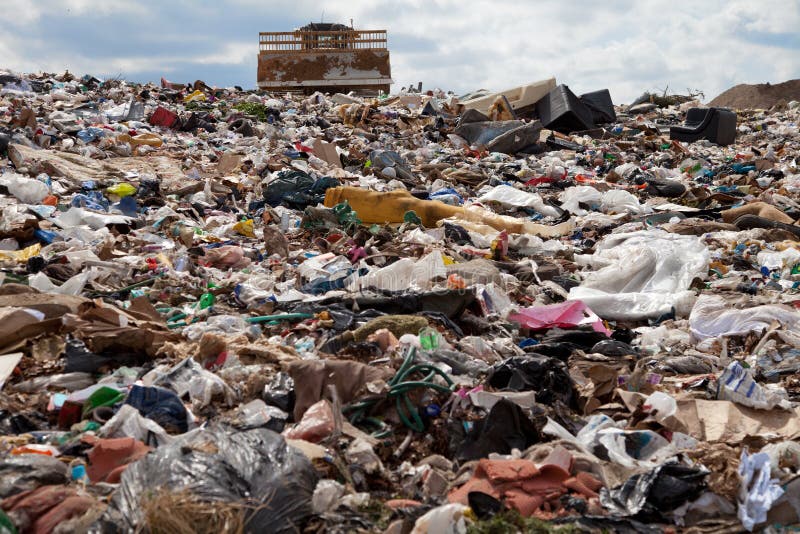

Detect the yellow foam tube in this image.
[118,133,163,148]
[323,186,574,237]
[324,187,462,227]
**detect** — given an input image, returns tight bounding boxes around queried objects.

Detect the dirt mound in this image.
[709,79,800,110]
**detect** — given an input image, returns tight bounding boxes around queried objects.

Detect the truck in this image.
[257,22,393,95]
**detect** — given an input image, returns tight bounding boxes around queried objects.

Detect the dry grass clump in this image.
[137,488,247,534]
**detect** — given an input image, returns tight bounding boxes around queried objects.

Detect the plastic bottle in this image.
[419,327,441,350]
[174,255,189,272]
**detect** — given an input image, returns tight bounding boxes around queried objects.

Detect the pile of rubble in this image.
[1,69,800,533]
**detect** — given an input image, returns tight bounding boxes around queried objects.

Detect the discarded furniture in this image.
[461,78,557,117]
[579,89,616,124]
[670,107,737,146]
[535,84,595,133]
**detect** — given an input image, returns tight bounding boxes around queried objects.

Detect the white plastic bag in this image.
[349,251,446,292]
[411,503,470,534]
[757,248,800,271]
[738,449,784,531]
[478,184,561,217]
[99,404,174,447]
[717,361,791,410]
[1,173,49,204]
[559,186,602,216]
[28,271,91,296]
[689,294,800,341]
[600,189,652,215]
[569,230,709,320]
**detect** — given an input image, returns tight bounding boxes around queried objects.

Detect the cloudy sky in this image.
[2,0,798,103]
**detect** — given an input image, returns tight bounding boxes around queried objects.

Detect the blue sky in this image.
[2,0,798,103]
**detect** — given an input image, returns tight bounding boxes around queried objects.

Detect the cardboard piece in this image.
[217,152,243,174]
[311,139,342,168]
[0,308,62,354]
[666,399,800,443]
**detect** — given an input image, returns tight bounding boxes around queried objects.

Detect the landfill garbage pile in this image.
[1,68,800,533]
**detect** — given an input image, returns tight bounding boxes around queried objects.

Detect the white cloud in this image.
[317,0,800,101]
[0,0,797,102]
[193,42,253,65]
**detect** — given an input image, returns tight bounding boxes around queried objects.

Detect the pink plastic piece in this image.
[283,399,335,443]
[508,300,611,336]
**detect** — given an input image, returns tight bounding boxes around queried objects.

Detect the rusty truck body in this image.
[257,23,393,95]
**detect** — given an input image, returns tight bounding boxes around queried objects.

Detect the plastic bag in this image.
[106,182,137,197]
[28,271,90,296]
[263,170,314,207]
[569,230,709,320]
[559,185,602,216]
[369,150,414,181]
[600,463,708,520]
[283,400,335,443]
[509,300,610,335]
[738,449,784,531]
[53,207,133,230]
[0,455,68,499]
[411,503,471,534]
[689,294,800,341]
[600,189,651,215]
[717,361,791,410]
[104,426,318,534]
[641,391,677,422]
[312,479,346,514]
[477,185,561,217]
[1,173,49,204]
[487,355,575,406]
[237,399,288,432]
[597,428,673,469]
[98,404,174,447]
[456,399,541,462]
[150,357,236,409]
[350,251,446,292]
[760,441,800,478]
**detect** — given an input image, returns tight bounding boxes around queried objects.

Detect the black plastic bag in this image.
[456,399,541,462]
[104,426,318,533]
[264,170,339,209]
[369,150,415,181]
[0,455,68,499]
[600,462,708,520]
[264,170,315,207]
[263,372,296,415]
[590,339,637,356]
[64,337,143,374]
[541,327,608,349]
[487,355,575,406]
